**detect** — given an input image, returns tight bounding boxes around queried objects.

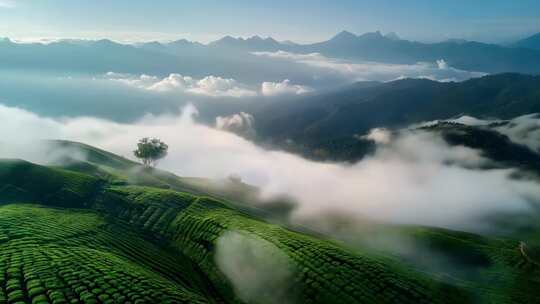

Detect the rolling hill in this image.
[512,32,540,50]
[254,73,540,158]
[0,141,539,303]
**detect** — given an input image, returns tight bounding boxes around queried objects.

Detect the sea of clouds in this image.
[104,72,312,98]
[253,51,487,82]
[1,103,539,233]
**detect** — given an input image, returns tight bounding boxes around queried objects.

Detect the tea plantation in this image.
[0,142,539,303]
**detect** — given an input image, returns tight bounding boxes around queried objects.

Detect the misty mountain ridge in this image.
[2,30,540,75]
[254,73,540,157]
[5,2,540,303]
[209,35,284,50]
[512,32,540,50]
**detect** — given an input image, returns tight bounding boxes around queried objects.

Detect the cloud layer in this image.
[105,72,312,98]
[105,72,258,98]
[1,104,539,233]
[261,79,313,96]
[423,114,540,153]
[253,51,487,82]
[215,230,295,304]
[215,112,256,139]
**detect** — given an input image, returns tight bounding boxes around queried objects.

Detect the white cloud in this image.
[420,114,540,153]
[253,51,486,82]
[104,71,132,79]
[216,112,256,138]
[261,79,313,96]
[253,50,325,61]
[495,114,540,153]
[105,72,258,98]
[110,73,160,88]
[1,104,539,233]
[105,73,312,98]
[436,59,449,70]
[450,115,494,126]
[361,128,391,144]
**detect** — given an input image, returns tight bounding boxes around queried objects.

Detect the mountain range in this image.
[512,32,540,50]
[3,30,540,77]
[3,26,540,303]
[149,30,540,74]
[253,73,540,160]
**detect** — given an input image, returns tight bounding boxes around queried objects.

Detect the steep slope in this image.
[421,122,540,174]
[255,73,540,145]
[0,159,473,304]
[1,144,540,303]
[0,159,102,207]
[512,32,540,50]
[45,140,274,215]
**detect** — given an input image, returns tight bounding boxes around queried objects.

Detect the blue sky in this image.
[1,0,540,43]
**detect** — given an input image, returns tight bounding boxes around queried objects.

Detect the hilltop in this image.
[254,73,540,161]
[0,141,539,303]
[512,32,540,50]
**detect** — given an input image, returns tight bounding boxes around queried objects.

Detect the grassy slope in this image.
[48,140,263,207]
[0,142,539,303]
[0,204,210,304]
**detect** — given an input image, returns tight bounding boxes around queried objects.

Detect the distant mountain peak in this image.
[210,34,282,49]
[384,32,400,41]
[93,39,119,46]
[144,41,163,46]
[331,30,358,41]
[0,37,13,44]
[281,40,298,46]
[214,35,237,43]
[512,32,540,50]
[445,38,468,44]
[171,38,190,43]
[264,37,279,43]
[169,38,202,46]
[359,31,385,40]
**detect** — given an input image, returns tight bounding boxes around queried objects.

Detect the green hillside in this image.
[255,73,540,161]
[0,143,539,303]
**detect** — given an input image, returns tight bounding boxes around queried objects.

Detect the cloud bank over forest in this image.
[1,104,539,233]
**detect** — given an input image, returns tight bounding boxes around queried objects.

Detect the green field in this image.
[0,142,539,303]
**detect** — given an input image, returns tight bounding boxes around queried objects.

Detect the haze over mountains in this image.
[3,0,540,302]
[3,30,540,77]
[255,73,540,142]
[512,32,540,50]
[2,15,540,304]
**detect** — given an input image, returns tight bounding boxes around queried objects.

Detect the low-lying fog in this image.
[1,103,539,233]
[0,53,483,122]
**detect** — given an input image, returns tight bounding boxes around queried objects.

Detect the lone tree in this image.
[133,137,169,167]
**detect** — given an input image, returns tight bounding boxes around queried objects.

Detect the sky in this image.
[1,0,540,44]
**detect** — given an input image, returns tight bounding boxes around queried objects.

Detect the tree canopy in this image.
[133,137,168,167]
